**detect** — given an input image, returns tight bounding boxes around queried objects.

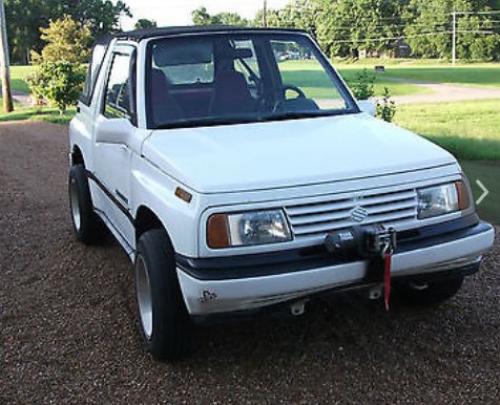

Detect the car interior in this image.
[148,35,326,127]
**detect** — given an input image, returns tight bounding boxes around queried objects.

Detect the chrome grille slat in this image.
[292,210,416,236]
[285,199,355,216]
[357,190,416,206]
[285,188,418,239]
[365,199,417,215]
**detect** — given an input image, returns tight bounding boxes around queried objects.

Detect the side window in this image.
[271,40,346,110]
[232,40,261,86]
[81,43,109,105]
[104,53,132,119]
[153,39,215,85]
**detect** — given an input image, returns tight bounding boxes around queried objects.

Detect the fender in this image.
[69,107,94,169]
[130,153,202,257]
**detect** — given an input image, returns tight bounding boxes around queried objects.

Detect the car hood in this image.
[142,114,457,194]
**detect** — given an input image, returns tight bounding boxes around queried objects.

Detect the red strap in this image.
[384,253,392,311]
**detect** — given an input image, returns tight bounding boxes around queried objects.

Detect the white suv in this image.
[69,26,494,361]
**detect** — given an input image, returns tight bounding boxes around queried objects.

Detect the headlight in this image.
[417,181,470,219]
[207,210,292,248]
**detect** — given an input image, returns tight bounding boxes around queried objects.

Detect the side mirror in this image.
[358,99,376,117]
[95,115,133,145]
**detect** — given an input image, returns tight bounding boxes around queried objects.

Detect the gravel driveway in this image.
[1,121,499,404]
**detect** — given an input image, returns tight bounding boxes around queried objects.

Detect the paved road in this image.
[1,121,499,404]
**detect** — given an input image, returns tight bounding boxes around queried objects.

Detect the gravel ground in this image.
[0,121,499,404]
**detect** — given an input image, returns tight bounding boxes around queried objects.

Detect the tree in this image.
[315,0,405,58]
[4,0,131,64]
[31,15,92,64]
[135,18,157,30]
[404,0,500,60]
[216,12,248,26]
[192,7,216,25]
[192,6,248,26]
[4,0,46,64]
[254,0,319,36]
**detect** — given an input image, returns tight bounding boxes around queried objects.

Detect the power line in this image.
[328,22,451,30]
[456,10,500,15]
[332,31,452,44]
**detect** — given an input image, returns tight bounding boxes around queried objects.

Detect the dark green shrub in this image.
[27,62,86,114]
[349,68,375,100]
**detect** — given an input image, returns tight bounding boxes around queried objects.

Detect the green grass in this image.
[381,65,500,88]
[460,161,500,225]
[280,60,428,98]
[395,99,500,161]
[10,65,35,93]
[0,103,75,125]
[1,66,72,124]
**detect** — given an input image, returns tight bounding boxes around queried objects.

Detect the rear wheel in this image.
[134,229,192,361]
[396,276,464,306]
[68,164,104,244]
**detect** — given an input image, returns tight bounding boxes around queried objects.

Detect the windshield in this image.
[146,33,358,129]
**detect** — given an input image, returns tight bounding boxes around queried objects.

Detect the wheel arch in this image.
[135,205,174,248]
[71,145,86,167]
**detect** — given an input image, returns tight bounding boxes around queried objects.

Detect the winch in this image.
[325,225,397,310]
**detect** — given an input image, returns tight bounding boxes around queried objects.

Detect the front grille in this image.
[285,188,418,240]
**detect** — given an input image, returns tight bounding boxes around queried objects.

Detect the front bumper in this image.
[176,219,495,316]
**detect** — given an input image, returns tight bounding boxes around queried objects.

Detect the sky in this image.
[117,0,290,30]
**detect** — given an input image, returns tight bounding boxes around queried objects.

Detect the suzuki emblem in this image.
[350,206,368,222]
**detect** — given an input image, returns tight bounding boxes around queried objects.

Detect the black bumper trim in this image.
[191,261,481,324]
[177,215,489,281]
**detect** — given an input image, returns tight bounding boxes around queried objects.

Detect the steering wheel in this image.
[282,84,306,99]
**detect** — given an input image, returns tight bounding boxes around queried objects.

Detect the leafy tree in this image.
[31,16,92,64]
[4,0,47,64]
[404,0,500,60]
[135,19,157,30]
[192,6,213,25]
[315,0,405,58]
[254,0,319,36]
[192,7,248,26]
[217,12,249,26]
[27,62,86,114]
[5,0,131,64]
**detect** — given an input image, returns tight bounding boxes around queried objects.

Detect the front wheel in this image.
[135,229,192,361]
[396,276,464,306]
[68,164,105,244]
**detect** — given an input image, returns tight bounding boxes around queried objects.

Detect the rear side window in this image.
[103,53,132,119]
[152,38,214,85]
[81,42,109,105]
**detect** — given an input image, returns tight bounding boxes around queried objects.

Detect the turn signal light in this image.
[207,214,230,249]
[455,181,470,211]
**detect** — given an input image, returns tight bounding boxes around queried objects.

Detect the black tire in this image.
[396,276,464,306]
[68,164,105,245]
[134,229,192,361]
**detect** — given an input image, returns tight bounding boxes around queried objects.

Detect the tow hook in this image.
[290,299,308,316]
[368,284,384,300]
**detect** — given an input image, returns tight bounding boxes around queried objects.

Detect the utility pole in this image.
[263,0,268,28]
[0,0,13,112]
[451,10,457,65]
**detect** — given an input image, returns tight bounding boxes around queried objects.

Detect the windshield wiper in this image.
[154,115,261,130]
[154,110,357,130]
[261,110,354,122]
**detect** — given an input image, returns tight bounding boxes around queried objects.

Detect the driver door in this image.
[92,45,136,244]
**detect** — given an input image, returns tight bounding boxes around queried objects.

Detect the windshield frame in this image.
[144,31,360,130]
